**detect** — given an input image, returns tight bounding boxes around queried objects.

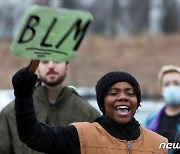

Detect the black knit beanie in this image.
[95,71,141,114]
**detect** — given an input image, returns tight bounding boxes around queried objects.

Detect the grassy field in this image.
[0,34,179,98]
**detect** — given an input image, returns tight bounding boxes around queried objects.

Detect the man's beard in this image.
[40,73,66,87]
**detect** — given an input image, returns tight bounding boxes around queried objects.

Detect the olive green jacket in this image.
[0,86,100,154]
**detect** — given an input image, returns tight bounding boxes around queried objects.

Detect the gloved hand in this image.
[12,67,38,99]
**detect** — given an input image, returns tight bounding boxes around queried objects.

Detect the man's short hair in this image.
[158,65,180,84]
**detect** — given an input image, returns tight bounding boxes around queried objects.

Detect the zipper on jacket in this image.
[126,140,131,154]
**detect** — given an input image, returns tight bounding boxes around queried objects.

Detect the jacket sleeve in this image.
[72,93,101,122]
[141,112,157,127]
[15,96,80,154]
[0,111,12,154]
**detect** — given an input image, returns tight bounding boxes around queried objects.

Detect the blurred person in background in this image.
[143,65,180,154]
[12,69,167,153]
[0,61,100,154]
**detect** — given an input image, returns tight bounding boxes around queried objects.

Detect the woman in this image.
[12,68,168,154]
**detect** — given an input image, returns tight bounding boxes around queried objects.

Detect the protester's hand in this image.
[12,67,38,99]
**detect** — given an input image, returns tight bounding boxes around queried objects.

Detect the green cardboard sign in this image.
[11,5,93,62]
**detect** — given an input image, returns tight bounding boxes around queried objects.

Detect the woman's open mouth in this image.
[115,105,130,115]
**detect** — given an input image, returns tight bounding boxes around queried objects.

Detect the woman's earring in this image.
[136,109,139,113]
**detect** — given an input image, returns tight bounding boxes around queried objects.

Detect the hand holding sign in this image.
[11,5,93,73]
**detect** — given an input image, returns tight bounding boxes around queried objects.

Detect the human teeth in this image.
[116,106,129,110]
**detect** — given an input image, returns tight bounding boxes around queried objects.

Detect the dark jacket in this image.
[0,86,100,154]
[144,105,180,154]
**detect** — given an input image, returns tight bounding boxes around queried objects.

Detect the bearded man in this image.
[0,61,100,154]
